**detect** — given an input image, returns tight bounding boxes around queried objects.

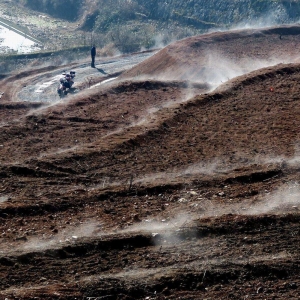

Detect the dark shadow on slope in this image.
[96,68,109,75]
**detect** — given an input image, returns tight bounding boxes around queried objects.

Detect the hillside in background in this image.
[17,0,300,26]
[6,0,300,54]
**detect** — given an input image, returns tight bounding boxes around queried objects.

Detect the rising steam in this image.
[246,183,300,215]
[21,221,100,252]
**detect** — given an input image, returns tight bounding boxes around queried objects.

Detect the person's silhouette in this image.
[91,45,96,68]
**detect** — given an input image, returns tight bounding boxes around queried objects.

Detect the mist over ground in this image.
[0,1,300,299]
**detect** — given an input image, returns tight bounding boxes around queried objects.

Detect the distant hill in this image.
[10,0,300,53]
[16,0,82,21]
[18,0,300,26]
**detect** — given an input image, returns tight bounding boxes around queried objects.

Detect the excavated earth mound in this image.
[0,25,300,299]
[121,25,300,83]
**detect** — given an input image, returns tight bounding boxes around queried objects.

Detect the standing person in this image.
[91,45,96,68]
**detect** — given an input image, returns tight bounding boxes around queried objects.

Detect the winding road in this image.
[16,50,156,103]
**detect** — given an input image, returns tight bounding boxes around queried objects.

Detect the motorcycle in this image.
[57,71,76,96]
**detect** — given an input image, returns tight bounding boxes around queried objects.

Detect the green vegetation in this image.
[17,0,82,21]
[0,46,90,74]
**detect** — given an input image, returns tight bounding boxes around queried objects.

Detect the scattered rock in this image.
[0,257,14,266]
[133,214,140,221]
[289,282,297,289]
[15,236,27,241]
[178,198,187,203]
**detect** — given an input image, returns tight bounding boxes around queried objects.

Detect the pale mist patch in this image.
[254,150,300,169]
[153,34,168,49]
[119,184,299,246]
[0,195,9,203]
[122,212,194,246]
[132,50,293,92]
[197,51,293,91]
[38,145,79,158]
[22,221,100,252]
[245,184,300,215]
[232,6,290,30]
[133,159,233,186]
[152,33,177,50]
[123,212,191,234]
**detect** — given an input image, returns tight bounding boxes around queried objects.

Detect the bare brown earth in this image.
[0,25,300,299]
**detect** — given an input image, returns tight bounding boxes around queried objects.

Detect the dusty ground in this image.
[0,25,300,299]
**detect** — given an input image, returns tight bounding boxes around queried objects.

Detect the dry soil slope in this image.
[121,25,300,82]
[0,26,300,300]
[35,26,300,187]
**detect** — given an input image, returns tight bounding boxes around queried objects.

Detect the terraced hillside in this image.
[0,25,300,299]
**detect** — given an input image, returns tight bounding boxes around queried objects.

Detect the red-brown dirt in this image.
[0,25,300,299]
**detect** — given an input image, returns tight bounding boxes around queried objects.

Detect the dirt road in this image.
[14,51,155,103]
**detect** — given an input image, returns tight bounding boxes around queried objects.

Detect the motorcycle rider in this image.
[58,71,76,95]
[64,73,72,89]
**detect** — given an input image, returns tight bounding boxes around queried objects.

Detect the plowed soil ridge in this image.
[0,215,299,299]
[0,25,300,299]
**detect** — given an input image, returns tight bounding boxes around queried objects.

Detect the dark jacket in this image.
[91,46,96,56]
